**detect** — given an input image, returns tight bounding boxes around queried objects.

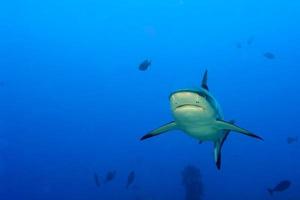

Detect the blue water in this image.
[0,0,300,199]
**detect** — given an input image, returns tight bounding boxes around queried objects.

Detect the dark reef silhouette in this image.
[182,165,203,200]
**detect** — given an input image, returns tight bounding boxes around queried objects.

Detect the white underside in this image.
[173,106,223,141]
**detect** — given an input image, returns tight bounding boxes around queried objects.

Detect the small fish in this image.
[139,59,151,71]
[268,180,291,196]
[126,171,135,189]
[94,173,101,187]
[105,170,116,183]
[287,136,298,144]
[263,52,275,59]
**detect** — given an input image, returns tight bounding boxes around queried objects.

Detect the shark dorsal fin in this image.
[201,70,209,91]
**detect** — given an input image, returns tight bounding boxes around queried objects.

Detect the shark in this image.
[140,70,263,169]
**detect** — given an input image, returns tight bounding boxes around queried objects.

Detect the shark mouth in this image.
[175,104,204,110]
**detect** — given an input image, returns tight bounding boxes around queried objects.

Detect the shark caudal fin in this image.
[214,120,234,169]
[201,70,209,91]
[140,121,177,140]
[214,120,263,140]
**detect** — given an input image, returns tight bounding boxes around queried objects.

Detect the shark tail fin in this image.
[140,121,177,140]
[201,70,209,91]
[267,188,273,196]
[214,120,234,169]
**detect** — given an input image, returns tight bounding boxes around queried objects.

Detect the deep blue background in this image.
[0,0,300,199]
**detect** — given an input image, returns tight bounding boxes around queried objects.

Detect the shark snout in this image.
[170,91,206,112]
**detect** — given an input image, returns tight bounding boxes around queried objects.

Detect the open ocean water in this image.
[0,0,300,200]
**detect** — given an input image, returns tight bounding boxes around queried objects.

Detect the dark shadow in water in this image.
[182,165,203,200]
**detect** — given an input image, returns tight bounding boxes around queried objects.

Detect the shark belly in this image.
[172,107,223,141]
[177,120,223,141]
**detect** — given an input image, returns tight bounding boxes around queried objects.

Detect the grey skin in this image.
[140,70,263,169]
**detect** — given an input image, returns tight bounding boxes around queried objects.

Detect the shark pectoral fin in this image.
[213,120,261,169]
[140,121,177,140]
[219,120,235,146]
[214,120,263,140]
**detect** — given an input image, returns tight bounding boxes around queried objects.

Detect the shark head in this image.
[169,89,217,120]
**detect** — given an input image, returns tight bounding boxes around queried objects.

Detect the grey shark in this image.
[141,70,263,169]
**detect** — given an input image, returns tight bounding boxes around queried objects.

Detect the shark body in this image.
[141,70,263,169]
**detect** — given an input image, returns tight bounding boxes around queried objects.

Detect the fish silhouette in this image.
[126,171,135,189]
[139,59,151,71]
